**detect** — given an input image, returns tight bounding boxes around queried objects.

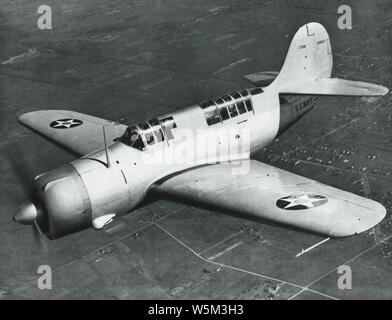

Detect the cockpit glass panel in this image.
[153,128,164,142]
[160,116,177,140]
[236,101,247,114]
[145,132,155,145]
[240,90,249,97]
[132,134,145,150]
[204,105,221,125]
[200,100,215,109]
[219,105,230,120]
[119,126,146,151]
[228,104,238,118]
[139,122,150,130]
[221,95,232,102]
[245,99,253,112]
[250,87,263,95]
[230,92,241,99]
[148,118,160,126]
[148,118,165,143]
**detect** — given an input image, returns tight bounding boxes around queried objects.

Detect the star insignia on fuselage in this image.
[50,118,83,129]
[276,194,328,210]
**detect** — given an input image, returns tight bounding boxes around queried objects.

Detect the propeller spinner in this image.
[14,202,38,225]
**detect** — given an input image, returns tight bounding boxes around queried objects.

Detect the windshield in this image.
[118,117,177,151]
[119,126,146,151]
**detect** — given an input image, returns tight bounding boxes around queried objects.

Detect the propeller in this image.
[4,143,48,252]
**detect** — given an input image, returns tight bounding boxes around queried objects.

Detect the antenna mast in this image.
[103,126,111,168]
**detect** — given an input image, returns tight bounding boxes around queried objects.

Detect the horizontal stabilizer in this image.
[280,78,389,96]
[243,71,278,86]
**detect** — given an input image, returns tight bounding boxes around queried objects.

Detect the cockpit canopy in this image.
[199,87,262,126]
[119,116,177,151]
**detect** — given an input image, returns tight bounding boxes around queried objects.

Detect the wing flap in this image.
[154,160,386,237]
[19,110,127,156]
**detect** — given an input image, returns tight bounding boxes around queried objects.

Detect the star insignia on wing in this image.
[50,118,83,129]
[276,194,328,210]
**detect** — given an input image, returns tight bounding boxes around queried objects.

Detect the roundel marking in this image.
[276,194,328,210]
[50,118,83,129]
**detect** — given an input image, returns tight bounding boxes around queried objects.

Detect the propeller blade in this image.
[3,143,37,200]
[32,221,48,254]
[5,143,49,239]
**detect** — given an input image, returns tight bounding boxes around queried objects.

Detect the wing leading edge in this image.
[154,160,386,237]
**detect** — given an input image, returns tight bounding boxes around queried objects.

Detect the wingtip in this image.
[362,82,389,96]
[18,112,34,126]
[330,200,386,238]
[18,113,26,123]
[380,85,389,96]
[371,201,387,225]
[368,83,390,96]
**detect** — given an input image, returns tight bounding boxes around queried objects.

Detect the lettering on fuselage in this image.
[277,96,317,136]
[294,97,315,113]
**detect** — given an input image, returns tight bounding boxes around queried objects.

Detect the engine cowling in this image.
[33,164,92,239]
[13,143,175,239]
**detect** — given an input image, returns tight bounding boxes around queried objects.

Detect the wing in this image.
[154,160,386,237]
[18,110,127,156]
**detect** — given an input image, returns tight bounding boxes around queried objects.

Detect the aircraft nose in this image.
[13,202,37,225]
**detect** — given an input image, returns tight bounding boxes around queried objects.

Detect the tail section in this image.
[270,22,388,96]
[273,22,332,87]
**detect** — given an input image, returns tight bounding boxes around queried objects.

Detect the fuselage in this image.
[33,86,316,238]
[76,88,316,221]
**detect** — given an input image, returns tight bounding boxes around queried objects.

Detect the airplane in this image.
[12,22,389,240]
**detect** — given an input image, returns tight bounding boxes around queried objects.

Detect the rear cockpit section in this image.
[199,88,262,126]
[119,116,177,152]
